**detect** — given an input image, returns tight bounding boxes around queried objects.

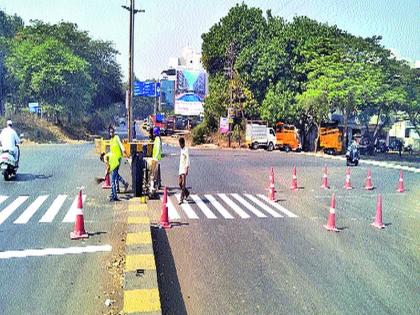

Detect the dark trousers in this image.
[179,174,189,200]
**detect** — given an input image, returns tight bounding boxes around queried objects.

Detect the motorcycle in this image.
[0,146,19,181]
[346,146,360,166]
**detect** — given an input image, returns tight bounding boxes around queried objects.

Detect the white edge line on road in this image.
[0,245,112,260]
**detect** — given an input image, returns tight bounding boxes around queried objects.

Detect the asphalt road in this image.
[0,142,130,314]
[152,145,420,315]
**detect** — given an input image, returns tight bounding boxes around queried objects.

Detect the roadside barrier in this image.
[321,165,330,189]
[396,170,405,193]
[344,167,353,190]
[371,194,385,229]
[364,169,374,190]
[70,189,89,240]
[159,186,171,229]
[290,165,298,191]
[324,193,339,232]
[268,168,276,201]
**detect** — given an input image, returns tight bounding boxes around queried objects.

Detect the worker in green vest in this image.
[150,127,162,193]
[108,126,129,200]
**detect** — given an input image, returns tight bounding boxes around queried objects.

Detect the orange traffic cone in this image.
[371,194,385,229]
[70,189,89,240]
[268,167,276,200]
[324,194,339,232]
[159,187,171,229]
[290,165,298,191]
[343,167,352,190]
[364,169,374,190]
[102,172,111,189]
[396,170,405,193]
[321,166,330,189]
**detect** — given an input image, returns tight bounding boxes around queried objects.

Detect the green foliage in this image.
[202,4,418,150]
[201,3,267,75]
[191,122,209,145]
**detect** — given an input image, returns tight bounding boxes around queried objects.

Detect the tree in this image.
[6,37,93,124]
[201,3,267,75]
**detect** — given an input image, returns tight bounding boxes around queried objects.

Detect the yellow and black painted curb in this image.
[123,196,162,315]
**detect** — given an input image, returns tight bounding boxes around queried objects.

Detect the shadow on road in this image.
[15,173,53,181]
[151,226,187,315]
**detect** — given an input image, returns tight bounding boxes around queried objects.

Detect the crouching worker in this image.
[150,127,162,194]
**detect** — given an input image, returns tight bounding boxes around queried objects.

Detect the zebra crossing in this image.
[0,194,87,225]
[164,193,299,220]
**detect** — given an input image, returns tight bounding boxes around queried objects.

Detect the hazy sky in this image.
[1,0,419,80]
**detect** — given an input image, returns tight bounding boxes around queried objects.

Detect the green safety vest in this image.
[152,136,162,161]
[110,135,123,160]
[105,152,119,172]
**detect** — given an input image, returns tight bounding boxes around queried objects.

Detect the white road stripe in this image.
[175,194,198,219]
[62,195,87,223]
[218,194,250,219]
[245,194,283,218]
[231,194,267,218]
[0,245,112,260]
[190,195,217,219]
[204,195,234,219]
[0,195,8,205]
[39,195,68,223]
[166,198,181,220]
[257,194,298,218]
[14,195,49,224]
[0,196,29,225]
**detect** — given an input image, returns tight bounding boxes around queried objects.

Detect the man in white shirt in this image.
[0,120,20,164]
[178,137,190,204]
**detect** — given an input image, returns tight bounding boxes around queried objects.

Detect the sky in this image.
[1,0,419,80]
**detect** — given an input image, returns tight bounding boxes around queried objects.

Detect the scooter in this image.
[346,146,359,166]
[0,146,19,181]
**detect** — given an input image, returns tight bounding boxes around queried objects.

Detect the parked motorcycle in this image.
[346,145,360,166]
[0,146,19,181]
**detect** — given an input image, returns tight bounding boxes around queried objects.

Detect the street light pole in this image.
[122,0,144,142]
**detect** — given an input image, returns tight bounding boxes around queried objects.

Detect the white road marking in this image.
[244,194,283,218]
[14,195,49,224]
[204,195,234,219]
[0,245,112,260]
[39,195,68,223]
[218,194,250,219]
[256,194,298,218]
[166,198,181,220]
[190,195,217,219]
[231,194,267,218]
[0,196,29,225]
[0,196,8,205]
[62,195,87,223]
[175,194,198,219]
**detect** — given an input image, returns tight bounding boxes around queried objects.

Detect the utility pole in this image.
[122,0,144,141]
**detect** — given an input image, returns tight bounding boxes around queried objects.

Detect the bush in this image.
[191,122,209,145]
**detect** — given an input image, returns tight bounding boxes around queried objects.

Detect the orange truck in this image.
[275,122,301,152]
[319,127,342,154]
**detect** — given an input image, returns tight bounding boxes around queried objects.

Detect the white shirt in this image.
[0,126,20,151]
[179,147,189,175]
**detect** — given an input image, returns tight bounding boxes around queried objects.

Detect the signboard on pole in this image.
[133,81,160,97]
[219,117,229,134]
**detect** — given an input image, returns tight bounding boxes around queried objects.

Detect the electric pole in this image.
[122,0,144,142]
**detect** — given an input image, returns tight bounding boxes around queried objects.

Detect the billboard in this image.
[175,69,207,116]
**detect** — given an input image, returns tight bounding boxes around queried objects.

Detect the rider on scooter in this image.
[0,120,20,166]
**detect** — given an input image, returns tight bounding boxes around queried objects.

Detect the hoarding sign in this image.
[219,117,229,134]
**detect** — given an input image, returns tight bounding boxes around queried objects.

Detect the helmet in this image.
[153,127,160,136]
[6,120,12,126]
